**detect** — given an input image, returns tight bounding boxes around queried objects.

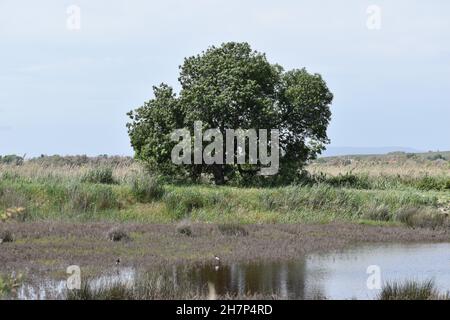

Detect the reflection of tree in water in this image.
[181,260,323,299]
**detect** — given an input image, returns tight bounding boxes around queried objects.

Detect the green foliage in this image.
[130,174,165,202]
[67,183,119,212]
[427,153,447,161]
[0,154,24,165]
[361,205,391,222]
[416,175,449,191]
[310,172,450,191]
[395,207,446,229]
[29,154,133,167]
[81,167,115,184]
[127,42,333,185]
[164,189,207,219]
[319,172,372,189]
[0,162,446,226]
[0,273,23,298]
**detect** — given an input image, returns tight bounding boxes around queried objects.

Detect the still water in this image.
[192,243,450,299]
[18,243,450,300]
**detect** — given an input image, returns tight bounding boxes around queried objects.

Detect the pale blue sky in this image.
[1,0,449,156]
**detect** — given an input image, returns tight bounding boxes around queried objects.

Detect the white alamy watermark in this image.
[366,265,382,290]
[366,5,382,30]
[66,265,81,290]
[66,5,81,31]
[171,121,280,176]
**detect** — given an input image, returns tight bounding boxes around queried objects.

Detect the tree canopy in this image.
[127,42,333,185]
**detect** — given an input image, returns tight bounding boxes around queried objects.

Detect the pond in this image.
[17,242,450,300]
[185,243,450,299]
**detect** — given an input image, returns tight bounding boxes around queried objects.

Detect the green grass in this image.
[313,172,450,191]
[1,160,448,226]
[1,170,446,226]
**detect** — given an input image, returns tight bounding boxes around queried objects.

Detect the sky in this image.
[0,0,449,157]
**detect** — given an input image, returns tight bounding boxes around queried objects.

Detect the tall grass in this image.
[81,167,115,184]
[379,280,449,300]
[0,160,448,225]
[66,269,204,300]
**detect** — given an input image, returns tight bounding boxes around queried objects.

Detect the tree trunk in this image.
[212,164,225,185]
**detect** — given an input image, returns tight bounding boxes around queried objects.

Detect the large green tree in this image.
[127,42,333,185]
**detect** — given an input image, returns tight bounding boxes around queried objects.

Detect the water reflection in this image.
[185,260,310,299]
[14,243,450,300]
[182,243,450,299]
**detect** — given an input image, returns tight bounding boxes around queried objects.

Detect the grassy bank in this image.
[1,159,449,226]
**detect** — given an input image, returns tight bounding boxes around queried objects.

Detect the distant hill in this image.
[321,146,423,157]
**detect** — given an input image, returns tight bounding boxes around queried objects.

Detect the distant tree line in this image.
[0,154,134,167]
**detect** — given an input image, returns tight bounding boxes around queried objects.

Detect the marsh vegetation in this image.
[1,152,449,300]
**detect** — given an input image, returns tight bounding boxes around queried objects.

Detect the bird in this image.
[214,255,220,262]
[115,258,121,266]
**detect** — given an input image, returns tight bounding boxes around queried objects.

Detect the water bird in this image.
[116,258,121,266]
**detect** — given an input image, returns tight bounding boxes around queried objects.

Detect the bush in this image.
[0,155,24,165]
[0,230,14,243]
[325,173,371,189]
[68,184,119,212]
[0,187,27,210]
[176,219,193,236]
[362,205,391,222]
[107,228,131,242]
[445,179,450,190]
[1,207,27,222]
[81,167,115,184]
[427,154,447,161]
[164,190,206,219]
[396,207,446,229]
[131,174,165,202]
[0,273,22,298]
[218,223,249,236]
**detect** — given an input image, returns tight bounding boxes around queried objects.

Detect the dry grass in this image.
[309,155,450,179]
[0,162,144,184]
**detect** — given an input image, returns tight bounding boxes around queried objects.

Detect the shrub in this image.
[68,184,119,212]
[445,179,450,190]
[0,207,27,222]
[396,207,446,229]
[362,205,391,222]
[164,190,206,219]
[416,176,445,191]
[0,155,24,165]
[107,228,131,242]
[427,154,447,161]
[176,219,193,236]
[81,167,115,184]
[379,280,448,300]
[131,174,165,202]
[325,173,371,189]
[0,273,23,298]
[0,230,14,243]
[0,187,27,210]
[218,223,249,236]
[395,208,419,226]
